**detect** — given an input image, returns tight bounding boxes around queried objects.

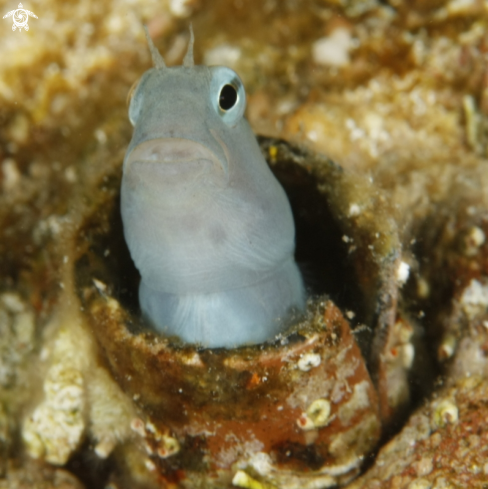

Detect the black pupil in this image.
[219,84,238,111]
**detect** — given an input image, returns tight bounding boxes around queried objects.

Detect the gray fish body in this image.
[122,43,305,348]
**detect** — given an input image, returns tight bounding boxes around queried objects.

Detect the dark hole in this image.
[219,84,237,111]
[65,440,113,489]
[272,441,326,471]
[273,162,356,303]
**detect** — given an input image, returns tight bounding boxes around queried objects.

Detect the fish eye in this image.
[210,67,246,127]
[219,84,238,111]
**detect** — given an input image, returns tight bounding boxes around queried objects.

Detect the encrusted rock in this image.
[2,0,488,487]
[347,378,488,488]
[23,363,85,465]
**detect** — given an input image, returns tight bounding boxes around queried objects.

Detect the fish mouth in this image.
[124,138,223,183]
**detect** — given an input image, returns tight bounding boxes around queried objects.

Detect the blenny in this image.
[121,28,305,348]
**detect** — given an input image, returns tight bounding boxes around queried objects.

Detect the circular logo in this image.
[3,3,38,32]
[13,8,28,30]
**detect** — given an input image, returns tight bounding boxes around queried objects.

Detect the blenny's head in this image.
[124,27,248,205]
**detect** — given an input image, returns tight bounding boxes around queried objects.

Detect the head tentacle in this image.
[144,25,166,69]
[183,24,195,67]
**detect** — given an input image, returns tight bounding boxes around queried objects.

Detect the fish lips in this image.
[124,138,226,186]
